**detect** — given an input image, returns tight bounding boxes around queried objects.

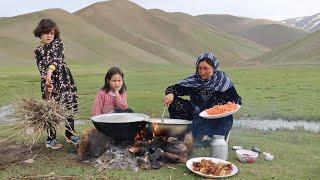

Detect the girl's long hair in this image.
[101,67,126,94]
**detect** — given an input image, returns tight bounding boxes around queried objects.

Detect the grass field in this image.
[1,65,319,121]
[0,124,319,179]
[0,65,320,179]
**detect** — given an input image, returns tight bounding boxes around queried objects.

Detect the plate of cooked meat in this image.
[199,102,241,119]
[186,157,238,178]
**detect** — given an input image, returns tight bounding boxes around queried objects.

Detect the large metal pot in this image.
[91,113,149,141]
[147,118,192,137]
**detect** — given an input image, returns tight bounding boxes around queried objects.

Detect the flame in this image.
[152,122,160,137]
[134,129,145,141]
[134,132,143,141]
[134,128,153,141]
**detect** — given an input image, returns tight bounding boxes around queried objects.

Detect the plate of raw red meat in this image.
[199,102,241,119]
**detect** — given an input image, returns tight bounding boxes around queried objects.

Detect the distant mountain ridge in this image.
[0,0,266,67]
[74,0,267,65]
[282,12,320,33]
[246,30,320,65]
[1,0,318,67]
[197,14,308,49]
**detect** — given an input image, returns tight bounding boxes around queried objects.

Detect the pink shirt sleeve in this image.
[91,90,104,116]
[115,92,128,109]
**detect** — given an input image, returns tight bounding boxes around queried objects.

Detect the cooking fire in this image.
[77,121,193,171]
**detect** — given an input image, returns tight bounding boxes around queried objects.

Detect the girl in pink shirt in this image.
[91,67,132,116]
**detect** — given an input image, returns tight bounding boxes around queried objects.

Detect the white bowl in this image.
[232,146,243,150]
[236,149,258,163]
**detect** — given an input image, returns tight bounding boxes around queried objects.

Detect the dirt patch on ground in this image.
[0,139,41,169]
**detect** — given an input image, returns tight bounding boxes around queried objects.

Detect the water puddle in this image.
[0,105,15,124]
[234,119,320,133]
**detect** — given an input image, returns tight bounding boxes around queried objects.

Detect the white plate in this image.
[199,104,241,119]
[186,157,238,179]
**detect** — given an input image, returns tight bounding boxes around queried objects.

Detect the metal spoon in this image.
[161,105,167,122]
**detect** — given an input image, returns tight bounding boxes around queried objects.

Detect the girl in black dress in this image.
[33,19,79,149]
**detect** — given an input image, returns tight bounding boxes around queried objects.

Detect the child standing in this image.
[91,67,132,116]
[33,19,79,149]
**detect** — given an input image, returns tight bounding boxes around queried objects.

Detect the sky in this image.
[1,0,320,21]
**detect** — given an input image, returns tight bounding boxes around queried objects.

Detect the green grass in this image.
[1,65,319,179]
[230,66,320,120]
[0,124,319,179]
[1,65,319,121]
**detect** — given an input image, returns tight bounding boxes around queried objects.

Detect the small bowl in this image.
[232,146,243,150]
[236,149,258,163]
[265,154,274,161]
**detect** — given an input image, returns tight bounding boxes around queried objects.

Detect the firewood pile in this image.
[128,132,193,170]
[78,128,193,171]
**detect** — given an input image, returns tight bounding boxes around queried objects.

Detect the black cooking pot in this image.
[91,113,149,141]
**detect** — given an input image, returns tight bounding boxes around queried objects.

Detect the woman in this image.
[34,19,79,149]
[163,52,242,146]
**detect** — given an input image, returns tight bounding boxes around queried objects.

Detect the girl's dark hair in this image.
[102,67,126,94]
[33,19,60,39]
[196,58,215,73]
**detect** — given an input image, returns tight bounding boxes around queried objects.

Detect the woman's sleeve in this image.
[165,84,192,96]
[115,92,129,109]
[34,49,46,80]
[51,40,65,67]
[224,86,242,105]
[91,91,104,116]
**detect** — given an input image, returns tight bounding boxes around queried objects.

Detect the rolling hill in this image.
[75,0,267,66]
[0,8,171,67]
[246,30,320,65]
[197,14,308,49]
[0,0,271,68]
[149,9,269,61]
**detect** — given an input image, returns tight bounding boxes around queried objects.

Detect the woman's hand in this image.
[163,93,174,106]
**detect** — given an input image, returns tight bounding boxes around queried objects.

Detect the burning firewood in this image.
[164,142,188,158]
[150,148,164,162]
[80,126,194,171]
[128,132,193,169]
[163,152,187,163]
[128,146,147,156]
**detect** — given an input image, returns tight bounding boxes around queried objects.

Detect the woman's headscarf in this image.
[177,52,233,92]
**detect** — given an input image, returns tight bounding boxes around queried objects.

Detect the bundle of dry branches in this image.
[14,98,74,143]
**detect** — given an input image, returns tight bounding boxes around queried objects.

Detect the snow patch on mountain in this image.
[282,13,320,32]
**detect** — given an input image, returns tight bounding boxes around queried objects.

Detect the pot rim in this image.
[91,113,149,123]
[148,118,192,125]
